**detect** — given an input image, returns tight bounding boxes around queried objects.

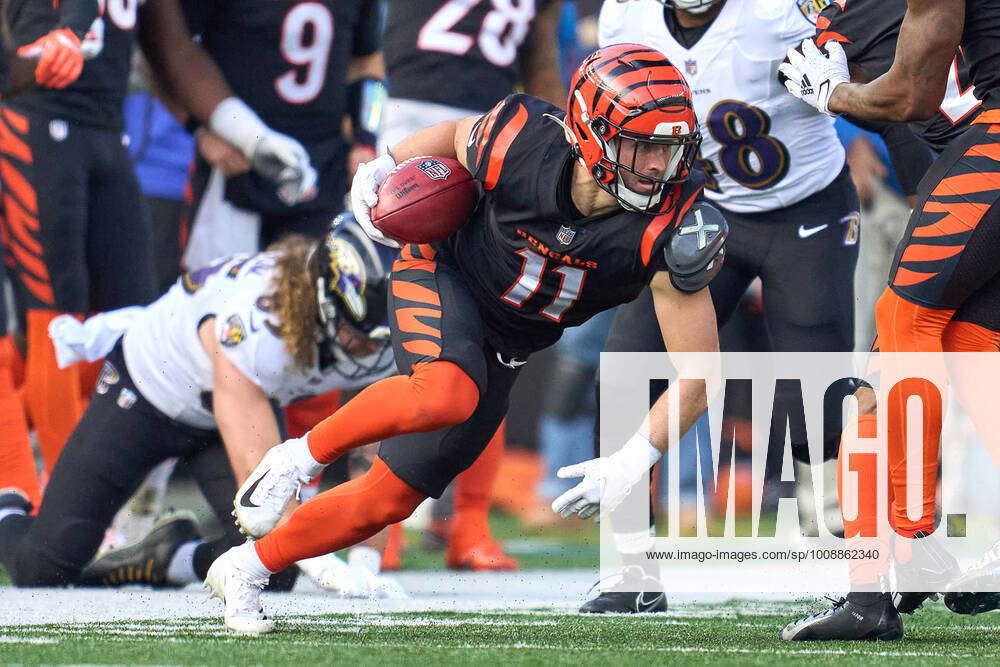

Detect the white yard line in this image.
[0,569,821,628]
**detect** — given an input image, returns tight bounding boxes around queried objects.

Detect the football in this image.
[371,156,480,244]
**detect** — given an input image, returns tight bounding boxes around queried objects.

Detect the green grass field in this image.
[4,605,1000,665]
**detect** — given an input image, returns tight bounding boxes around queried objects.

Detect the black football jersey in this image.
[383,0,555,113]
[182,0,380,142]
[181,0,381,215]
[4,0,128,128]
[818,0,1000,153]
[437,94,705,358]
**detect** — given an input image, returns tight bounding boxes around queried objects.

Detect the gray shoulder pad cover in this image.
[664,202,729,293]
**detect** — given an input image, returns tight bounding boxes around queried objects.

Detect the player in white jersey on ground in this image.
[0,217,403,598]
[573,0,860,614]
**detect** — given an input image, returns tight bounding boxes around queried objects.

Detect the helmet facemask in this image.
[586,111,701,213]
[657,0,726,14]
[312,214,396,378]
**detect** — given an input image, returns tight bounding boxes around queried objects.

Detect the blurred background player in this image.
[0,2,98,514]
[376,0,566,570]
[778,0,1000,641]
[178,0,385,269]
[0,0,318,482]
[581,0,860,613]
[0,217,403,599]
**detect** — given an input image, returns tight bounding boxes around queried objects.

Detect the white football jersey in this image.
[123,252,395,430]
[599,0,846,213]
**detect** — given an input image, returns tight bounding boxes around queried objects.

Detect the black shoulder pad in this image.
[664,202,728,293]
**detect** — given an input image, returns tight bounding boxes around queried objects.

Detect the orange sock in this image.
[24,310,86,473]
[0,335,39,507]
[839,413,880,539]
[306,360,478,464]
[285,390,342,439]
[451,421,506,546]
[254,457,425,572]
[77,358,102,401]
[381,522,404,571]
[874,290,952,537]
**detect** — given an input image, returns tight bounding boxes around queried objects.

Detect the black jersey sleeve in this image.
[54,0,99,38]
[816,0,904,82]
[178,0,221,37]
[465,93,563,195]
[878,123,935,197]
[352,0,382,57]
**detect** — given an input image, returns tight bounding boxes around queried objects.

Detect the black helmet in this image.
[310,212,398,376]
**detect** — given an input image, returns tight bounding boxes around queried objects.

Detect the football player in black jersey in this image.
[194,44,727,635]
[178,0,385,269]
[0,7,95,522]
[780,0,1000,642]
[0,0,318,478]
[379,0,566,572]
[381,0,564,139]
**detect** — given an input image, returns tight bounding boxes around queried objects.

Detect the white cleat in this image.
[297,553,409,600]
[205,549,276,635]
[234,440,314,538]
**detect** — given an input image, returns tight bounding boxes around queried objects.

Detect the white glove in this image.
[350,153,401,248]
[778,39,849,116]
[551,434,661,520]
[208,97,317,206]
[297,553,408,600]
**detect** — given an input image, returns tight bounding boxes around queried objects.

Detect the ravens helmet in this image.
[310,212,398,377]
[656,0,726,14]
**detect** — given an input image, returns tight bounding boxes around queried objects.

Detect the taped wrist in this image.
[347,78,386,148]
[208,97,269,158]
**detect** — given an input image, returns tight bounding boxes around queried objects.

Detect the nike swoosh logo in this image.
[798,224,828,239]
[239,472,267,508]
[636,592,665,612]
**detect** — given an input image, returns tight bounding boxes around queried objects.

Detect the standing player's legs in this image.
[0,108,90,471]
[756,167,860,353]
[86,129,157,312]
[873,114,1000,539]
[0,255,37,506]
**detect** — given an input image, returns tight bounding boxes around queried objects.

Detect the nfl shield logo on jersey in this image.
[556,225,576,246]
[685,59,697,76]
[797,0,832,24]
[416,158,452,181]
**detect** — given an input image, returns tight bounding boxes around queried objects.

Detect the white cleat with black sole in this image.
[205,549,276,636]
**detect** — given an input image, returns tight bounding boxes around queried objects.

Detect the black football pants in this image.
[0,342,288,587]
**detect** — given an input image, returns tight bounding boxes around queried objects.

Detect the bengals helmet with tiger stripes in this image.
[565,44,701,212]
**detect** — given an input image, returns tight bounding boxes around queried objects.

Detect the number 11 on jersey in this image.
[502,248,586,322]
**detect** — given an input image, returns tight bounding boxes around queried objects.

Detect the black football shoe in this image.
[944,540,1000,615]
[579,590,667,614]
[579,566,668,614]
[894,530,960,614]
[780,592,903,641]
[77,515,200,588]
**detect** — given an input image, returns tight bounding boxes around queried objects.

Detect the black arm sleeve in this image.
[879,123,935,197]
[352,0,382,57]
[54,0,99,38]
[177,0,218,37]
